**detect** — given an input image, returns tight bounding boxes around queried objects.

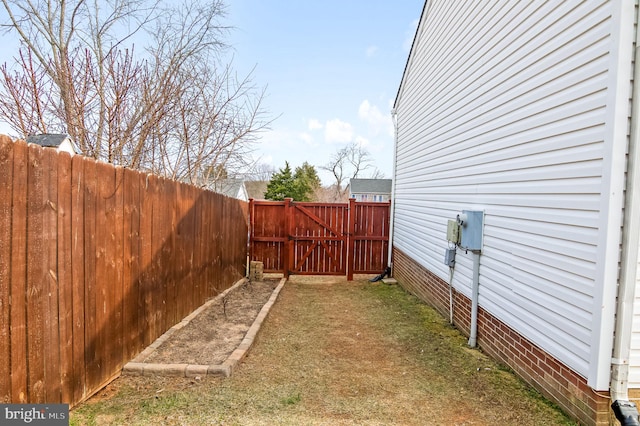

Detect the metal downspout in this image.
[387,109,399,272]
[611,15,640,426]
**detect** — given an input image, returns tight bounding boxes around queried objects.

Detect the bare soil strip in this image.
[122,277,283,377]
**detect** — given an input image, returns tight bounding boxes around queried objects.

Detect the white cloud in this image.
[299,132,314,145]
[366,45,378,57]
[403,19,419,52]
[308,119,323,130]
[325,119,354,144]
[358,100,393,137]
[355,135,370,148]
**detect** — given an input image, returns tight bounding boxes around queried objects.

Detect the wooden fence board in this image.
[83,158,98,391]
[96,161,115,377]
[178,184,191,320]
[43,148,61,402]
[57,151,73,403]
[210,194,220,295]
[70,155,86,403]
[26,144,45,402]
[165,179,177,327]
[193,194,204,303]
[148,174,161,342]
[175,183,193,320]
[0,137,13,402]
[113,167,125,370]
[122,167,141,361]
[153,177,168,336]
[203,193,213,297]
[140,174,154,347]
[10,140,28,403]
[94,161,108,382]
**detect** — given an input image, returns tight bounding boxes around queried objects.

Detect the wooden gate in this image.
[249,198,390,280]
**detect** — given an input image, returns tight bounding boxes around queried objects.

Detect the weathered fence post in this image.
[284,198,293,279]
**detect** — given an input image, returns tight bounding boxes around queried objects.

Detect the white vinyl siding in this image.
[393,0,632,388]
[632,255,640,385]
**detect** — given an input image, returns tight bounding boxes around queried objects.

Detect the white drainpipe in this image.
[610,22,640,426]
[387,108,399,271]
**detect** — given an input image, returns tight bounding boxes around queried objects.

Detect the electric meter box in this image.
[444,248,456,267]
[446,220,459,244]
[459,210,484,251]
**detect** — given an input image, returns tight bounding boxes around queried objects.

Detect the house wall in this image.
[393,0,635,422]
[631,246,640,385]
[352,193,390,202]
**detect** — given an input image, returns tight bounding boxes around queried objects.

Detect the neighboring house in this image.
[208,179,248,202]
[245,180,269,200]
[348,178,392,202]
[392,2,640,425]
[26,133,80,156]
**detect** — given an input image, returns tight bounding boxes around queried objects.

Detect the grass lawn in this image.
[71,277,576,425]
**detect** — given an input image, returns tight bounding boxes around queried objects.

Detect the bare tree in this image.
[243,162,276,181]
[320,141,383,201]
[146,62,269,186]
[0,0,269,183]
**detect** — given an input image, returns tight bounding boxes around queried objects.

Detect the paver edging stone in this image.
[122,277,287,378]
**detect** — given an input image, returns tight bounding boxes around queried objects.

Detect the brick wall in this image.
[392,247,612,426]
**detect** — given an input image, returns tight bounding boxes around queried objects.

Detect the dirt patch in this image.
[142,278,280,365]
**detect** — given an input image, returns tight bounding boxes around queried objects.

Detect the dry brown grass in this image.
[71,276,576,425]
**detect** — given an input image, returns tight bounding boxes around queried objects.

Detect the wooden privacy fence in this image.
[249,198,390,280]
[0,136,248,408]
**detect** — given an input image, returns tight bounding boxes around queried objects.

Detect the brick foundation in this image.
[392,247,614,425]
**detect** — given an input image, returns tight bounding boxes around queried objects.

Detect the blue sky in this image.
[223,0,423,183]
[0,1,423,184]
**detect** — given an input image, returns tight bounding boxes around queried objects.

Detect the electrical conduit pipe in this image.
[468,251,480,348]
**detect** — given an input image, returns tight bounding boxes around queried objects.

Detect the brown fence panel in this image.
[0,136,249,408]
[249,198,390,279]
[352,201,391,275]
[249,200,287,273]
[290,202,348,275]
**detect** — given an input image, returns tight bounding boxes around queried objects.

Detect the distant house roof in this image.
[245,180,269,200]
[26,133,80,155]
[349,179,392,194]
[208,179,248,202]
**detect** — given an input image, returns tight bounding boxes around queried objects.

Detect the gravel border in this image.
[122,277,287,378]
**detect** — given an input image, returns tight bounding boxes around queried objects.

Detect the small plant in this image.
[281,393,301,406]
[222,295,229,319]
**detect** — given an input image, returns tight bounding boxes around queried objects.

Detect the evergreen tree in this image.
[265,162,296,200]
[265,161,321,201]
[293,162,321,201]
